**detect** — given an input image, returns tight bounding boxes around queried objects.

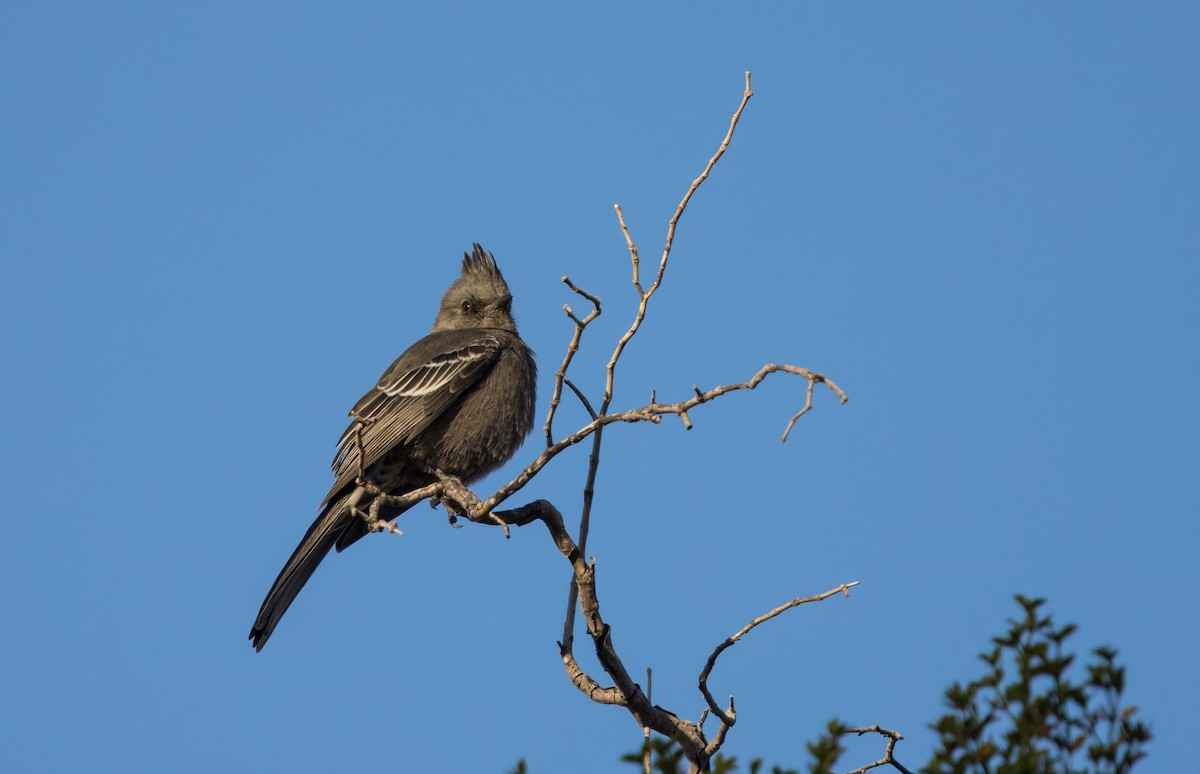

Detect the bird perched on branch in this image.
[250,244,537,651]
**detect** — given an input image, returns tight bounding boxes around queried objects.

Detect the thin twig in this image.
[662,72,754,273]
[838,725,914,774]
[357,71,860,774]
[602,72,755,414]
[544,277,602,446]
[477,362,845,525]
[556,74,763,719]
[699,582,860,737]
[563,379,598,420]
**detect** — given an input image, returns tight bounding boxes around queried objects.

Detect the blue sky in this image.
[2,3,1197,772]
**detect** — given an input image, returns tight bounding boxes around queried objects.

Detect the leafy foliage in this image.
[805,720,847,774]
[924,594,1151,774]
[603,596,1150,774]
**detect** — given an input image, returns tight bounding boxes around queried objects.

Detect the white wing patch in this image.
[378,343,495,399]
[324,335,502,503]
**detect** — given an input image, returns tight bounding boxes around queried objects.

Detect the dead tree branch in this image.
[837,725,914,774]
[353,71,867,773]
[475,362,846,524]
[603,71,754,414]
[353,361,844,540]
[544,276,602,446]
[698,582,860,740]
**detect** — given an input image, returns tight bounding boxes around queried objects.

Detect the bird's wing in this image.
[324,330,503,503]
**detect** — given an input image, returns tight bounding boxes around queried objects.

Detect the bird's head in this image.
[433,244,519,333]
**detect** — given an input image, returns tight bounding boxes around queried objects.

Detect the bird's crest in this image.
[462,243,506,284]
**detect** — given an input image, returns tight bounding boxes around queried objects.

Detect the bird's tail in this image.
[249,493,358,651]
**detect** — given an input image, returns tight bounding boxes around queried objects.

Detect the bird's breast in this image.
[413,339,536,483]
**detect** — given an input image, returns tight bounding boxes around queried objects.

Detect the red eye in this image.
[461,301,472,312]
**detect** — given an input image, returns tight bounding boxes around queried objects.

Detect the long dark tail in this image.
[249,494,356,651]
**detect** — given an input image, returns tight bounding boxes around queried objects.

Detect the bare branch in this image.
[561,418,603,650]
[603,72,755,413]
[478,362,846,526]
[544,276,602,446]
[546,76,782,714]
[492,499,711,763]
[662,71,754,273]
[699,582,860,738]
[677,363,848,440]
[615,203,642,294]
[351,71,858,774]
[422,491,871,773]
[838,725,914,774]
[560,643,624,705]
[563,379,598,420]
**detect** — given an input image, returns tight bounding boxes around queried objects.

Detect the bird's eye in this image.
[460,301,472,313]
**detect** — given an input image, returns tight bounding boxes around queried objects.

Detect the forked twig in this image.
[604,72,755,413]
[838,725,914,774]
[355,71,865,774]
[544,277,602,446]
[477,362,846,524]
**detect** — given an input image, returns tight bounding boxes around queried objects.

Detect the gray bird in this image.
[250,244,537,651]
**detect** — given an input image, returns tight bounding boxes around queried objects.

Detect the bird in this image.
[250,244,537,651]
